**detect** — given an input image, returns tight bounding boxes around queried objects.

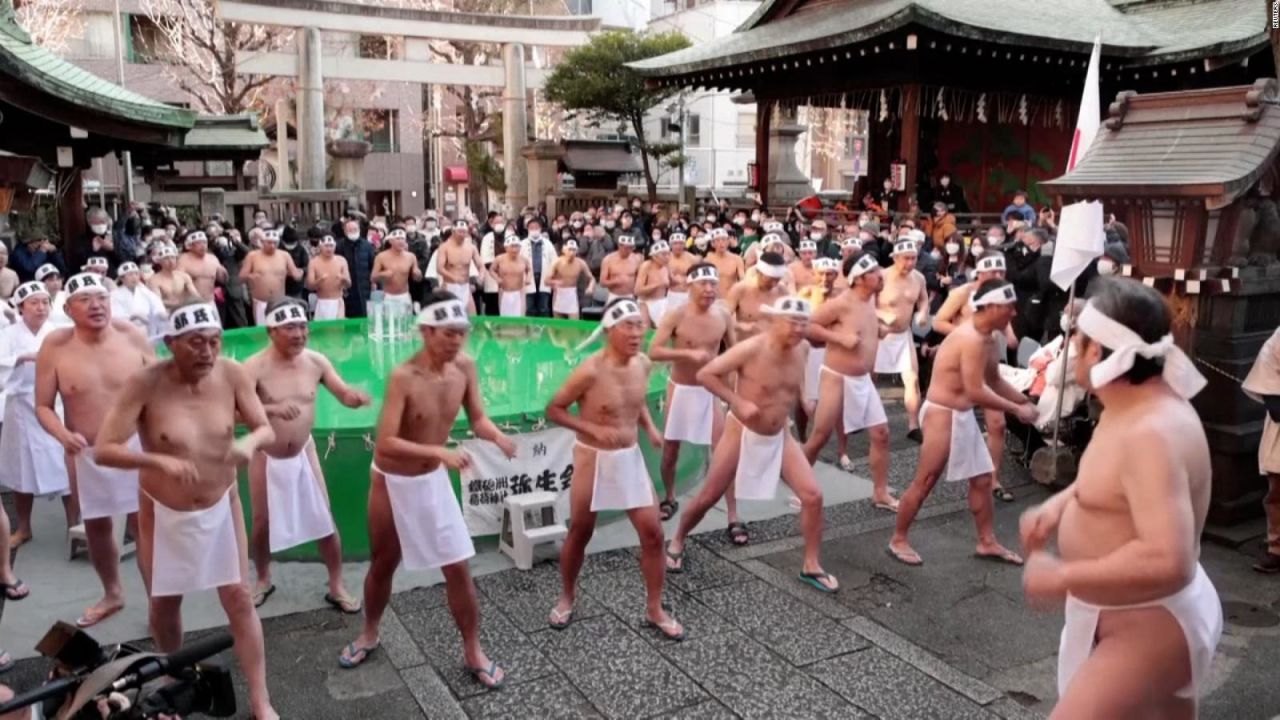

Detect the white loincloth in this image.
[666,290,689,313]
[444,283,471,304]
[552,287,579,316]
[253,299,267,326]
[823,367,887,432]
[313,298,343,321]
[385,292,412,311]
[730,413,785,501]
[378,464,474,570]
[75,436,141,519]
[0,397,69,496]
[664,381,714,445]
[919,400,993,482]
[1059,563,1222,700]
[874,330,915,374]
[499,290,524,317]
[1260,416,1280,475]
[149,489,242,597]
[264,443,335,552]
[581,443,653,512]
[804,345,826,404]
[645,297,668,326]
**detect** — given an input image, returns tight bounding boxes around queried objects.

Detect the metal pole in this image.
[111,0,134,205]
[676,95,686,212]
[1049,283,1077,464]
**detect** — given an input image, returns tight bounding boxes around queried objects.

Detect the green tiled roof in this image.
[184,115,269,150]
[0,2,194,130]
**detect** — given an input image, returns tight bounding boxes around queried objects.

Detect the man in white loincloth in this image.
[547,298,683,637]
[433,220,484,315]
[635,241,671,328]
[547,240,594,319]
[491,235,532,317]
[176,229,227,306]
[146,244,199,314]
[95,301,279,720]
[664,233,695,313]
[706,229,745,295]
[802,254,898,510]
[935,253,1020,502]
[240,229,303,326]
[243,298,370,611]
[0,282,72,553]
[888,279,1036,566]
[306,235,352,320]
[109,262,167,340]
[36,273,154,627]
[665,296,838,593]
[371,228,421,311]
[599,235,642,302]
[874,239,929,443]
[724,251,788,340]
[37,264,71,328]
[1245,325,1280,573]
[794,257,853,465]
[1021,278,1222,719]
[786,239,818,292]
[80,257,115,290]
[340,291,512,689]
[648,263,746,541]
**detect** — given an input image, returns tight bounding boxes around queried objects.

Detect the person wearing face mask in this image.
[877,177,898,211]
[12,234,66,283]
[479,217,514,315]
[933,171,969,214]
[807,220,841,260]
[1007,227,1049,341]
[928,202,957,251]
[521,218,557,317]
[337,217,375,318]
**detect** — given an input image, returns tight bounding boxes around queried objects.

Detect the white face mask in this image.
[945,242,960,255]
[809,232,822,241]
[493,224,506,233]
[971,246,986,257]
[694,237,709,249]
[940,177,950,187]
[90,224,109,235]
[751,213,761,222]
[705,215,716,223]
[345,231,360,240]
[604,221,615,229]
[1097,259,1117,275]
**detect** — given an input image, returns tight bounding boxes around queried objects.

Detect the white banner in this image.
[459,427,576,536]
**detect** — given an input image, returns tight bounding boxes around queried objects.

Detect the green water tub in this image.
[213,316,704,561]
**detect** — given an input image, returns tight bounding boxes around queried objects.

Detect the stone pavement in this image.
[3,394,1280,719]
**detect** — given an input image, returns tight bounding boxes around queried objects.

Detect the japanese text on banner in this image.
[458,427,575,536]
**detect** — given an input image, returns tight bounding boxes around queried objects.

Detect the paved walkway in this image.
[3,398,1279,718]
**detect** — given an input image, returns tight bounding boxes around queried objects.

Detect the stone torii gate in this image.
[219,0,598,211]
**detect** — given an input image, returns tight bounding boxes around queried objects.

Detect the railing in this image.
[256,190,359,226]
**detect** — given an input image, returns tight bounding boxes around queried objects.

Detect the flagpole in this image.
[1049,284,1076,470]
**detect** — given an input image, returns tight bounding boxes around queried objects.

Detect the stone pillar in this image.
[767,105,812,206]
[327,139,372,191]
[503,43,529,212]
[521,140,564,208]
[296,27,327,190]
[273,98,294,191]
[200,188,226,222]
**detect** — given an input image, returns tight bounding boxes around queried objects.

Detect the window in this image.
[686,113,701,147]
[362,109,399,153]
[659,115,672,140]
[127,14,167,63]
[565,0,593,13]
[736,112,755,149]
[358,35,399,60]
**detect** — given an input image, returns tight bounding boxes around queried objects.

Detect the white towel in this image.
[149,489,242,597]
[731,414,785,501]
[666,291,690,313]
[75,437,141,519]
[584,443,653,512]
[253,299,267,327]
[0,397,69,496]
[920,400,994,482]
[645,298,668,326]
[552,287,579,316]
[313,298,343,321]
[804,345,826,404]
[264,445,335,551]
[444,283,471,304]
[380,465,475,571]
[874,330,914,374]
[829,368,888,432]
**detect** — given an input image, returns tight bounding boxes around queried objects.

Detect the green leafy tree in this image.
[543,29,691,201]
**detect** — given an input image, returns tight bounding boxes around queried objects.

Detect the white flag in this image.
[1051,201,1106,291]
[1066,34,1102,171]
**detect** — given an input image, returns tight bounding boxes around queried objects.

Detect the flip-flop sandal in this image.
[727,522,749,546]
[8,534,31,550]
[0,650,11,675]
[1,579,29,601]
[798,571,839,594]
[974,549,1024,566]
[886,545,923,566]
[665,544,686,574]
[466,661,505,689]
[76,604,123,628]
[252,584,276,608]
[659,499,679,521]
[992,488,1015,503]
[873,500,900,512]
[838,455,856,472]
[548,606,574,630]
[338,641,380,669]
[643,616,685,641]
[324,592,362,614]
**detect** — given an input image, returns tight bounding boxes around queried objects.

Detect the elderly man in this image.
[177,229,227,305]
[241,230,304,326]
[1245,326,1280,573]
[599,235,643,302]
[521,218,557,317]
[547,240,594,320]
[306,235,352,320]
[431,220,484,315]
[95,301,279,720]
[875,239,930,443]
[148,244,200,312]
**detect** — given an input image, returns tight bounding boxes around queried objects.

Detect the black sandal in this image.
[992,487,1015,503]
[659,499,679,521]
[727,522,749,546]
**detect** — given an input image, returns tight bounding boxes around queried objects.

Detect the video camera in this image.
[0,622,236,719]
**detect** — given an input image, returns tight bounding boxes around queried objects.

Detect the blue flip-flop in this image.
[798,571,839,594]
[466,661,505,689]
[338,641,380,669]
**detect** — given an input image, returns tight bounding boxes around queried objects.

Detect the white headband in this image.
[847,254,879,280]
[1076,303,1206,398]
[320,235,336,247]
[893,240,919,256]
[650,241,670,254]
[814,258,839,273]
[154,245,178,260]
[116,262,140,278]
[762,233,786,248]
[602,299,643,328]
[418,299,470,329]
[761,296,811,319]
[563,240,578,251]
[503,236,521,247]
[711,228,729,238]
[798,240,817,252]
[35,264,59,281]
[843,237,863,249]
[763,221,783,232]
[454,221,470,231]
[184,231,207,246]
[265,302,308,328]
[756,261,786,279]
[262,230,280,243]
[65,272,109,298]
[82,257,109,271]
[970,283,1017,308]
[617,235,636,247]
[977,256,1006,272]
[167,303,222,337]
[670,233,687,243]
[688,264,719,284]
[11,281,47,307]
[387,229,407,240]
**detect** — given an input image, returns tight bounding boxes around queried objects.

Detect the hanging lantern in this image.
[977,92,987,123]
[936,87,948,122]
[879,88,889,123]
[1018,94,1028,125]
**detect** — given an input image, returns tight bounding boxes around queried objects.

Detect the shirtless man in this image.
[547,298,682,638]
[724,251,788,340]
[665,233,696,313]
[802,254,898,510]
[665,296,838,593]
[35,273,154,628]
[80,257,116,291]
[177,230,227,304]
[788,239,818,292]
[875,239,930,442]
[648,264,746,540]
[744,225,794,269]
[794,258,840,443]
[635,241,671,328]
[491,236,532,317]
[547,240,595,320]
[240,230,303,326]
[242,298,369,612]
[1021,278,1221,719]
[147,244,200,312]
[435,220,485,315]
[599,236,642,302]
[934,254,1019,501]
[340,291,512,689]
[306,235,352,320]
[706,229,745,296]
[94,301,279,720]
[889,279,1037,566]
[371,229,422,310]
